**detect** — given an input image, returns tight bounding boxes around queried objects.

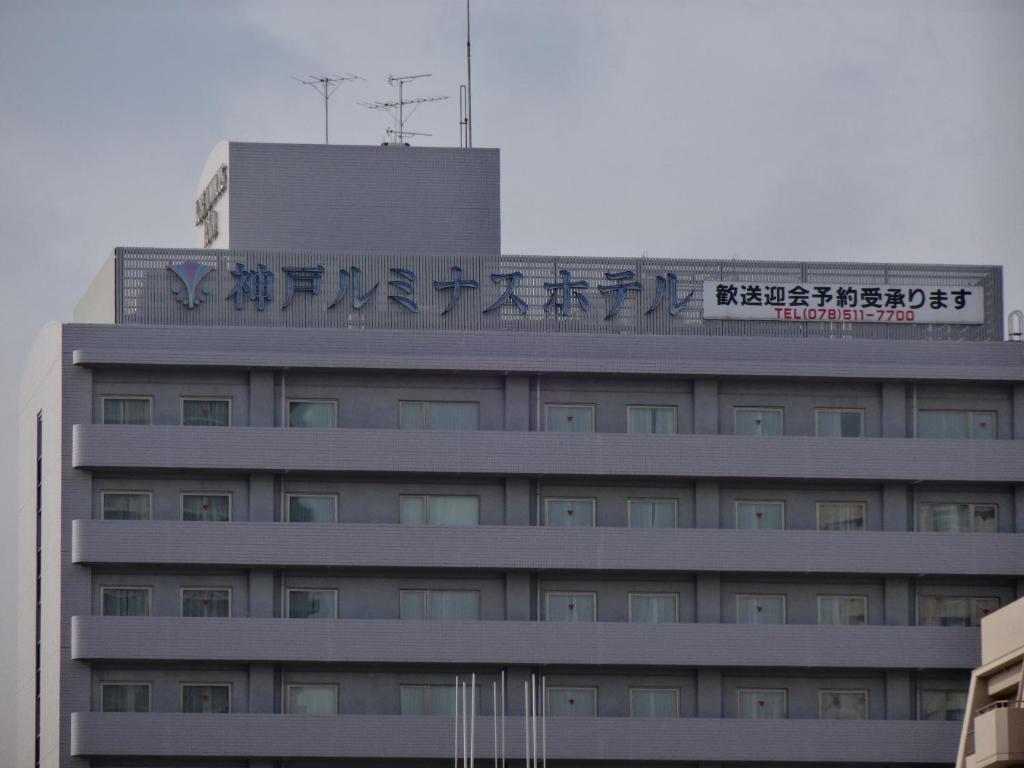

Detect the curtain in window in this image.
[736,502,783,530]
[819,690,867,719]
[182,494,230,522]
[182,400,229,426]
[737,596,784,624]
[401,685,458,715]
[102,684,150,712]
[970,412,995,439]
[182,589,230,618]
[431,591,481,621]
[917,411,967,439]
[289,401,335,428]
[546,499,595,527]
[735,409,781,436]
[547,406,594,433]
[546,688,596,717]
[547,593,595,622]
[430,496,479,525]
[102,588,149,616]
[103,399,151,425]
[818,596,866,625]
[630,688,678,717]
[918,503,969,532]
[818,503,865,531]
[920,596,970,626]
[920,690,966,721]
[288,590,336,619]
[817,411,862,437]
[400,591,427,620]
[429,402,479,430]
[972,598,1000,624]
[182,685,230,713]
[737,690,785,719]
[287,685,338,715]
[973,505,998,532]
[628,407,675,434]
[288,496,335,523]
[630,594,677,623]
[629,500,676,528]
[103,493,151,521]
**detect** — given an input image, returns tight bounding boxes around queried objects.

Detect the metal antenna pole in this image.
[360,74,448,146]
[293,74,361,144]
[466,0,472,147]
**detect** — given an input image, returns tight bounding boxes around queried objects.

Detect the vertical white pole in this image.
[501,670,506,768]
[454,675,460,768]
[541,676,546,768]
[470,673,476,768]
[523,681,530,768]
[463,683,469,768]
[531,674,538,768]
[493,681,498,768]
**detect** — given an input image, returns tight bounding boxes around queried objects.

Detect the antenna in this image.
[292,73,361,144]
[360,74,448,146]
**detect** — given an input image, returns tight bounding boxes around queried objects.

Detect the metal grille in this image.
[117,248,1003,341]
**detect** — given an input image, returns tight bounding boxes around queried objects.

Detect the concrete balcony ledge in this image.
[72,425,1024,481]
[968,705,1024,768]
[72,520,1024,577]
[70,617,979,668]
[70,712,961,762]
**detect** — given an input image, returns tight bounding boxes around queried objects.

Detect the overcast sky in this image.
[1,0,1022,756]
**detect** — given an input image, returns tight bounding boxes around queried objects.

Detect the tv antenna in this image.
[292,73,362,144]
[360,74,448,146]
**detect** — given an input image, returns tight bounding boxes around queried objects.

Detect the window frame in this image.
[735,499,785,530]
[544,497,597,527]
[916,502,999,533]
[627,592,680,623]
[544,403,596,432]
[398,588,483,621]
[816,594,868,626]
[545,686,598,717]
[628,687,680,718]
[100,681,152,712]
[100,395,153,425]
[818,689,869,720]
[735,593,787,624]
[398,494,481,526]
[916,595,1001,627]
[179,587,233,618]
[180,491,233,522]
[179,396,232,427]
[284,587,339,619]
[544,590,598,622]
[733,406,784,436]
[814,408,865,437]
[285,492,339,523]
[627,498,679,528]
[625,404,678,434]
[100,585,152,617]
[816,501,867,531]
[100,490,153,521]
[286,398,338,428]
[284,683,339,715]
[180,682,232,714]
[399,683,460,715]
[398,400,481,431]
[916,409,997,439]
[918,688,968,721]
[736,688,788,719]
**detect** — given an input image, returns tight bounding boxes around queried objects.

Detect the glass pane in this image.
[102,493,151,521]
[102,684,150,712]
[400,590,427,619]
[428,402,479,431]
[820,690,867,719]
[429,685,457,715]
[738,690,786,719]
[735,409,782,436]
[918,411,967,439]
[920,690,966,721]
[973,598,1000,624]
[546,499,595,527]
[920,596,971,627]
[973,505,998,533]
[918,503,969,533]
[629,500,676,528]
[628,407,675,434]
[817,411,863,437]
[546,688,596,717]
[547,406,594,433]
[818,596,866,626]
[182,494,230,522]
[182,399,229,427]
[736,502,783,530]
[971,412,995,439]
[817,503,865,531]
[428,496,479,526]
[103,398,151,425]
[630,594,678,623]
[289,401,335,428]
[288,495,336,523]
[287,590,336,619]
[400,685,427,714]
[102,588,149,616]
[430,591,480,621]
[630,689,678,717]
[182,589,230,617]
[399,401,424,430]
[287,685,338,715]
[547,593,596,622]
[182,685,230,713]
[737,595,785,624]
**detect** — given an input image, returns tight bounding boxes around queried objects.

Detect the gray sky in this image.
[1,0,1022,757]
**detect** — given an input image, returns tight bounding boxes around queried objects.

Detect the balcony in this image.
[70,617,978,669]
[966,701,1024,768]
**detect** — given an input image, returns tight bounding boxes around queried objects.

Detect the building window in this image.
[815,409,864,437]
[628,499,677,528]
[545,498,596,527]
[817,502,866,531]
[181,493,231,522]
[181,588,231,618]
[181,398,231,427]
[101,587,151,617]
[286,494,338,523]
[734,407,782,436]
[918,596,999,627]
[400,684,457,715]
[736,501,784,530]
[819,689,868,719]
[629,688,679,717]
[736,594,786,624]
[399,401,479,431]
[545,592,597,622]
[286,589,338,619]
[399,590,481,621]
[737,689,786,719]
[181,683,231,713]
[287,399,337,428]
[917,503,997,533]
[920,689,967,721]
[629,593,678,623]
[626,405,676,434]
[917,410,995,440]
[818,595,867,625]
[286,684,338,715]
[102,397,152,425]
[546,687,597,717]
[400,495,480,526]
[101,491,152,521]
[101,683,151,712]
[545,404,595,433]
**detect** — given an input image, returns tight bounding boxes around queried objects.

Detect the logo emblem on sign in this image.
[168,262,215,309]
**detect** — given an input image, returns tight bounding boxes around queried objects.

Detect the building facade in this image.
[17,143,1024,768]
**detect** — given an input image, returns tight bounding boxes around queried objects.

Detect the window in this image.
[918,503,997,533]
[819,690,868,719]
[818,595,867,626]
[101,683,150,712]
[629,688,679,717]
[400,684,457,715]
[286,684,338,715]
[734,407,782,436]
[400,495,479,526]
[102,397,152,425]
[917,410,995,440]
[815,409,864,437]
[546,404,594,433]
[181,588,231,618]
[286,589,338,619]
[627,406,676,434]
[920,689,967,721]
[181,684,231,713]
[181,493,231,522]
[399,401,479,431]
[629,593,678,623]
[101,492,151,521]
[545,592,596,622]
[737,689,786,719]
[101,587,150,617]
[817,502,866,531]
[287,399,337,428]
[736,594,786,624]
[545,498,596,527]
[399,590,481,621]
[181,398,230,427]
[546,687,597,717]
[736,501,784,530]
[918,596,999,627]
[286,494,337,523]
[628,499,677,528]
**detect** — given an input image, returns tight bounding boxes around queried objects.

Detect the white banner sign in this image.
[702,282,984,324]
